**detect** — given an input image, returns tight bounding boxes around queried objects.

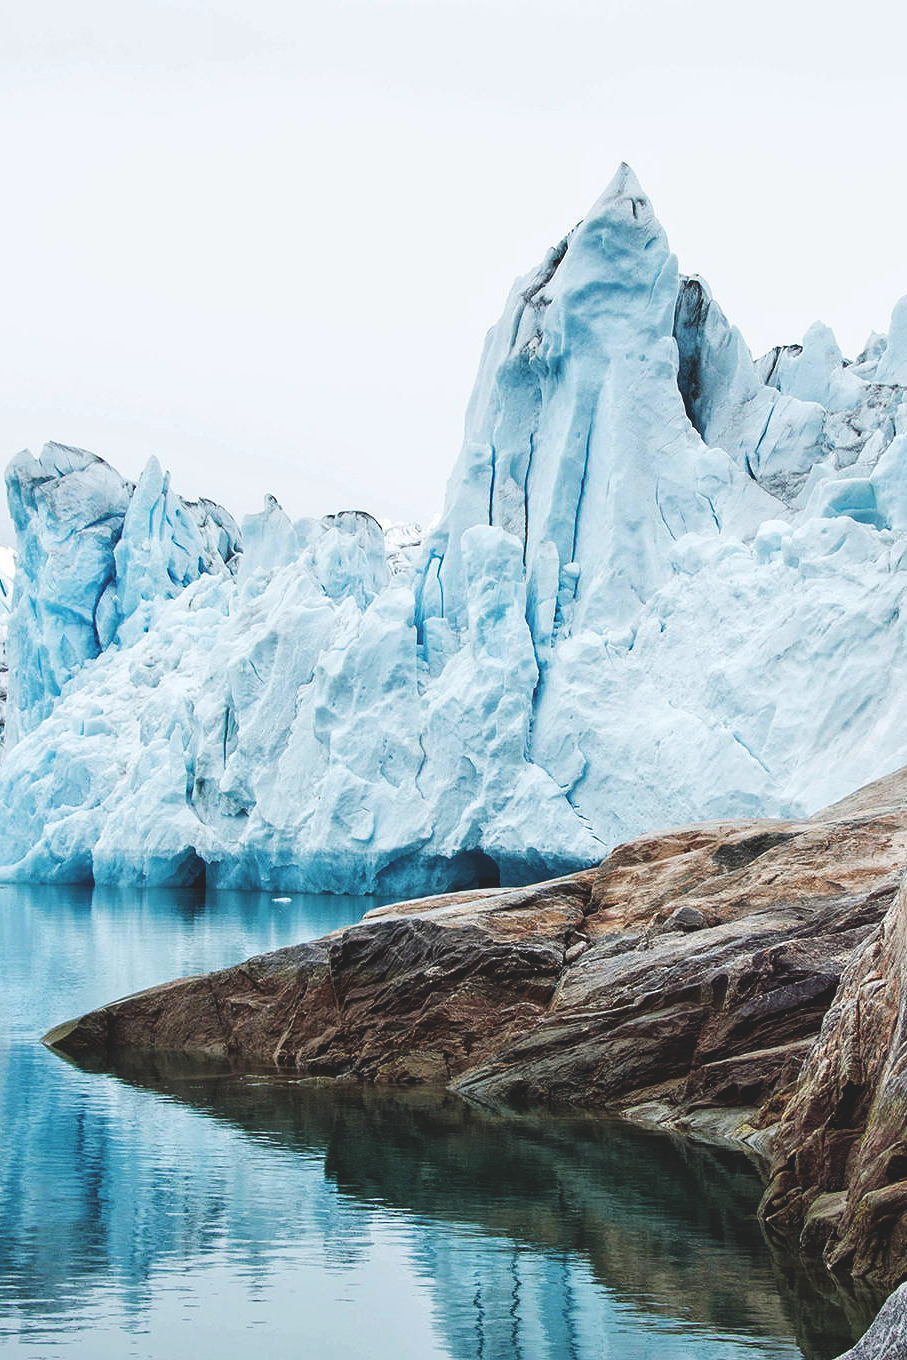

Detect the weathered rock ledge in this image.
[45,766,907,1310]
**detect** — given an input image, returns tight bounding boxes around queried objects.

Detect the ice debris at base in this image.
[4,162,907,890]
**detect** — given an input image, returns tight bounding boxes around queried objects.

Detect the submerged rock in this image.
[834,1283,907,1358]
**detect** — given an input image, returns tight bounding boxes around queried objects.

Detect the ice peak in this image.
[570,163,668,282]
[37,441,107,480]
[587,162,654,224]
[133,454,168,500]
[602,160,645,200]
[876,295,907,385]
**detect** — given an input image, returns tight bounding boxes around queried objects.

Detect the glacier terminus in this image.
[4,164,907,894]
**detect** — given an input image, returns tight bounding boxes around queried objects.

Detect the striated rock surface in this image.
[45,876,593,1085]
[833,1283,907,1359]
[762,841,907,1291]
[45,767,907,1304]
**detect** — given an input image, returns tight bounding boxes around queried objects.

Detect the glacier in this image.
[0,544,14,743]
[4,162,907,892]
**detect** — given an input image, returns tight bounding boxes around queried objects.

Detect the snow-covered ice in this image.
[4,163,907,891]
[4,443,239,744]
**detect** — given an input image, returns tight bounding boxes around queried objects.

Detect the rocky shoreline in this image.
[44,766,907,1352]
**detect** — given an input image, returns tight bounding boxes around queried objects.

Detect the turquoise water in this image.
[0,884,866,1359]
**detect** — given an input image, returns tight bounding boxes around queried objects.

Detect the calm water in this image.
[0,883,872,1359]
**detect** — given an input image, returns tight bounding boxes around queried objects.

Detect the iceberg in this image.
[4,164,907,891]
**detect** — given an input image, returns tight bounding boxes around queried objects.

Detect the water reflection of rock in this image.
[0,881,877,1358]
[80,1057,869,1358]
[0,882,370,1339]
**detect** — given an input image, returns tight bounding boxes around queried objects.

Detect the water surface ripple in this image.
[0,884,870,1358]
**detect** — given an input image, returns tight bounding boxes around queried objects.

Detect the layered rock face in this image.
[762,856,907,1288]
[7,169,907,888]
[45,767,907,1298]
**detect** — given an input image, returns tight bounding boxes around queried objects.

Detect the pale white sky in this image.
[1,0,906,541]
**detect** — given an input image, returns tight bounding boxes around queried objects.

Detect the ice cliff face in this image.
[4,443,240,744]
[0,545,15,743]
[4,163,907,891]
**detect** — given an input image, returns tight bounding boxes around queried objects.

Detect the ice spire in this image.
[417,164,772,653]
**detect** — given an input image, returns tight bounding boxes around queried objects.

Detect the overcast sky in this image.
[2,0,906,543]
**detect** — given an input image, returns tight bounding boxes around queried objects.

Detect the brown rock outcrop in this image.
[762,866,907,1290]
[43,767,907,1294]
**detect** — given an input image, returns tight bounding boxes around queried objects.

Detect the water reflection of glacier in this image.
[0,885,865,1359]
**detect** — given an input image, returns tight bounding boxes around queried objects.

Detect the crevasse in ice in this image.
[4,163,907,891]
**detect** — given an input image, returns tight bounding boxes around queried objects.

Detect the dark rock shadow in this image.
[62,1046,883,1360]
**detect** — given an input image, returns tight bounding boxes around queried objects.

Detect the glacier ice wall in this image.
[4,163,907,891]
[4,443,240,745]
[0,545,14,743]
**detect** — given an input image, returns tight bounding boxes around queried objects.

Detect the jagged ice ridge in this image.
[4,164,907,892]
